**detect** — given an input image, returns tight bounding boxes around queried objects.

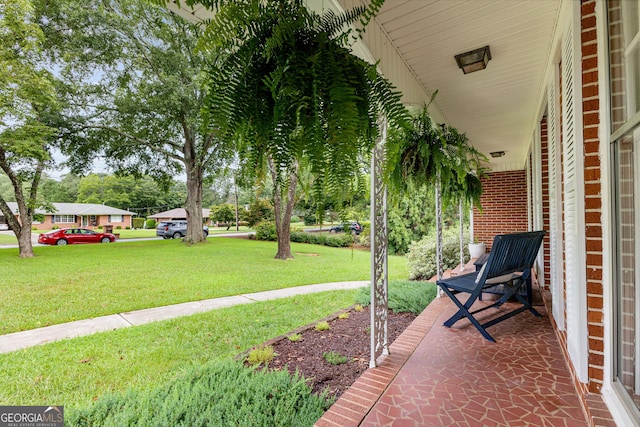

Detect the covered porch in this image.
[316,278,615,426]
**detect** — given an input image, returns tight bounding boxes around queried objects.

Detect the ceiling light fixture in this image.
[490,151,505,158]
[454,46,491,74]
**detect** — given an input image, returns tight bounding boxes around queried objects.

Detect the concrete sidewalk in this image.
[0,281,368,354]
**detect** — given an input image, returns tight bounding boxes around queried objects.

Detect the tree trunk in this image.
[183,136,206,244]
[0,156,42,258]
[270,158,298,260]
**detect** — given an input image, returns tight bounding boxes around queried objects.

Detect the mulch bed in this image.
[257,306,416,399]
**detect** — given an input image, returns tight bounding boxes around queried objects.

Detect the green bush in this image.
[291,215,300,223]
[303,214,316,226]
[145,219,156,229]
[290,232,351,248]
[355,280,437,315]
[66,360,331,427]
[406,233,469,281]
[97,225,103,229]
[254,221,277,241]
[132,218,145,229]
[115,225,122,230]
[245,199,274,227]
[125,226,131,230]
[52,225,60,230]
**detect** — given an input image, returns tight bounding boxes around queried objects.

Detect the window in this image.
[610,0,640,417]
[109,215,123,223]
[53,215,75,223]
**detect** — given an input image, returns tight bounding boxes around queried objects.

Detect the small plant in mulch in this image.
[338,313,350,320]
[287,333,302,342]
[314,321,330,331]
[354,304,364,312]
[323,351,348,365]
[246,346,275,367]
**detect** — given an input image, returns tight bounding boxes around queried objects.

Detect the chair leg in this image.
[438,285,496,342]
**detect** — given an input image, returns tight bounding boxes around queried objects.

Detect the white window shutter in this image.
[548,65,564,330]
[562,20,588,383]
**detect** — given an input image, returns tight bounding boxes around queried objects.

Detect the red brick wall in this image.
[472,170,529,250]
[581,0,604,394]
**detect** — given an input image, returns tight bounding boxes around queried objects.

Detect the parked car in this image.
[156,220,209,239]
[38,228,116,246]
[329,221,363,235]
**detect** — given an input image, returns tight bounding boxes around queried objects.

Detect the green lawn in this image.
[0,290,359,410]
[0,238,407,333]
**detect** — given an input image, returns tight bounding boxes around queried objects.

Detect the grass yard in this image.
[0,290,359,410]
[0,238,408,334]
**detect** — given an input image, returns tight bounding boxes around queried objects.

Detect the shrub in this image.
[290,215,300,223]
[355,280,437,315]
[31,226,37,231]
[323,351,348,365]
[65,360,331,427]
[145,219,156,229]
[246,346,275,367]
[245,199,274,227]
[132,218,145,229]
[254,221,277,241]
[354,304,364,312]
[288,333,302,342]
[303,214,316,226]
[406,233,469,280]
[52,225,60,230]
[324,234,351,247]
[116,225,122,230]
[314,321,330,331]
[97,225,103,229]
[338,313,349,319]
[125,226,131,230]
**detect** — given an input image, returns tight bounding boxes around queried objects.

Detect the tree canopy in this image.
[0,0,60,256]
[36,0,232,244]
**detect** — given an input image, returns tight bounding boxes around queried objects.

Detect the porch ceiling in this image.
[170,0,562,171]
[368,0,562,171]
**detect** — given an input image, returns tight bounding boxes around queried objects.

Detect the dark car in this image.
[156,220,209,239]
[329,221,363,235]
[38,228,116,245]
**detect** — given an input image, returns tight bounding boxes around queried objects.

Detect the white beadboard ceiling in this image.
[367,0,562,171]
[171,0,563,171]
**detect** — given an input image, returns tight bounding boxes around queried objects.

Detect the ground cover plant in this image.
[0,291,359,409]
[0,238,408,333]
[65,360,331,427]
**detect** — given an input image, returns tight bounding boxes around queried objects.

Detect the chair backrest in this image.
[476,231,546,284]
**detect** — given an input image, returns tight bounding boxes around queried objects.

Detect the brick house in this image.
[174,0,639,423]
[3,202,135,231]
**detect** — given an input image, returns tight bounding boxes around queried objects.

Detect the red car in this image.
[38,228,116,246]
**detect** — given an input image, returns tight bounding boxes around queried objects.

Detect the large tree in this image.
[195,0,408,259]
[0,0,59,257]
[37,0,231,244]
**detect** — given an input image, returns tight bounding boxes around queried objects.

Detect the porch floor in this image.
[315,285,616,427]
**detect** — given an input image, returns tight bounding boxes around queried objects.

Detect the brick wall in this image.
[581,0,604,394]
[472,170,529,250]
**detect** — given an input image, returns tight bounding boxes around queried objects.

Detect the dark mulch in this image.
[264,306,416,399]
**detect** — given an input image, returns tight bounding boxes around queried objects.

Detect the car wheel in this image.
[101,237,111,243]
[56,239,68,246]
[173,232,182,239]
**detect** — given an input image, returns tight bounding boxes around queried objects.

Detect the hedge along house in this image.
[173,0,638,423]
[4,202,135,231]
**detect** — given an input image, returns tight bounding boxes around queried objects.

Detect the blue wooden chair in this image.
[436,231,546,342]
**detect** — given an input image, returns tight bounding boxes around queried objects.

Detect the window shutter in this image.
[562,21,588,382]
[548,65,564,330]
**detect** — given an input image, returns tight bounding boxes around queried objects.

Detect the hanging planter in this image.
[468,241,486,259]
